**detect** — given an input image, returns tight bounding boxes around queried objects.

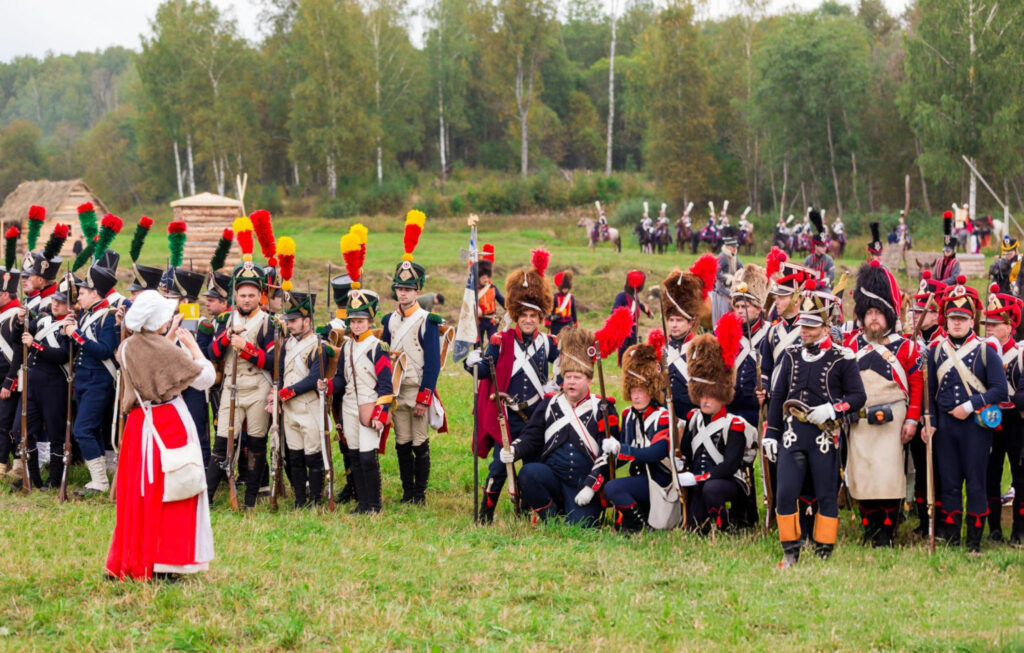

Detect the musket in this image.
[109,320,126,501]
[225,318,240,512]
[755,349,774,530]
[318,334,336,511]
[468,218,481,522]
[58,271,74,502]
[268,318,284,511]
[486,355,519,514]
[660,306,688,529]
[909,290,936,554]
[18,315,31,493]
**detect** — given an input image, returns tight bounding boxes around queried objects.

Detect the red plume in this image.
[943,210,953,219]
[343,248,365,285]
[989,282,1000,294]
[553,272,564,288]
[531,248,549,278]
[250,209,277,266]
[5,226,19,239]
[646,328,666,362]
[482,243,495,262]
[167,220,186,234]
[716,312,744,370]
[626,270,645,290]
[53,223,69,239]
[766,246,788,278]
[921,269,931,280]
[101,214,123,233]
[139,216,154,229]
[689,254,717,299]
[804,278,817,291]
[594,306,634,359]
[222,228,234,241]
[77,202,94,214]
[28,205,45,222]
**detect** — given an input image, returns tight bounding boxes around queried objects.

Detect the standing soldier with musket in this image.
[925,276,1007,554]
[906,270,946,536]
[981,285,1024,544]
[498,325,619,527]
[323,232,393,514]
[727,263,770,527]
[324,270,357,504]
[204,217,277,509]
[661,255,716,420]
[468,248,558,523]
[712,236,741,323]
[12,221,71,490]
[802,209,835,289]
[382,210,444,506]
[932,211,961,285]
[0,227,26,483]
[843,261,923,547]
[612,270,653,365]
[764,280,866,568]
[547,270,577,336]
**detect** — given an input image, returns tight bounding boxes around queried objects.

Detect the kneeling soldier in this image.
[499,326,617,527]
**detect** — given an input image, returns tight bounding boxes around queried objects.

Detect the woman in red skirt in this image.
[105,290,216,581]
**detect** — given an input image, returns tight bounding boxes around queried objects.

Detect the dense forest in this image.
[0,0,1021,225]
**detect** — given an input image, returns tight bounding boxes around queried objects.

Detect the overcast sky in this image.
[0,0,911,63]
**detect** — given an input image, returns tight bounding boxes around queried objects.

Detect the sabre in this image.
[268,317,284,511]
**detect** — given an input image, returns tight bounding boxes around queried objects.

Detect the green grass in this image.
[2,222,1020,650]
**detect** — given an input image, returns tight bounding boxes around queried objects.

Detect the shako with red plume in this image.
[341,228,379,321]
[594,306,634,360]
[249,209,277,266]
[687,311,744,404]
[230,215,266,291]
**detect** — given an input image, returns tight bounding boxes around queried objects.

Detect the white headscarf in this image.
[124,290,178,333]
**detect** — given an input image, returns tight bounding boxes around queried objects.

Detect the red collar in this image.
[515,327,538,343]
[702,406,727,421]
[87,299,110,313]
[1001,338,1017,353]
[40,284,57,298]
[0,298,20,312]
[27,289,40,298]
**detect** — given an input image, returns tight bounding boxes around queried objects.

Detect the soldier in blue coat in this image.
[764,280,866,567]
[499,326,617,528]
[64,265,121,495]
[925,276,1008,553]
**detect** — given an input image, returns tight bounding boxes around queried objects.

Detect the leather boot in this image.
[875,506,897,548]
[348,449,366,513]
[709,505,731,532]
[412,441,430,505]
[28,447,43,489]
[778,541,801,569]
[913,497,929,537]
[206,453,226,504]
[987,498,1003,541]
[616,504,646,534]
[1010,503,1024,545]
[478,476,501,525]
[966,513,985,553]
[359,451,382,513]
[937,510,962,546]
[396,442,415,503]
[75,456,109,496]
[288,450,308,507]
[306,453,324,506]
[244,440,267,509]
[798,498,816,548]
[47,452,64,489]
[336,448,358,504]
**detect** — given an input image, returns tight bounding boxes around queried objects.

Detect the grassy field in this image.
[1,218,1021,650]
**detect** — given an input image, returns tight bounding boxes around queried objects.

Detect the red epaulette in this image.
[928,339,942,349]
[602,395,616,404]
[730,417,745,431]
[490,333,502,346]
[549,333,558,345]
[544,391,557,399]
[986,339,1000,351]
[686,408,697,420]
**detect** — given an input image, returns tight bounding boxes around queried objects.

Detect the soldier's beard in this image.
[863,323,889,343]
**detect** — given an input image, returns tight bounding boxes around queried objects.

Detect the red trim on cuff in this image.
[591,474,604,492]
[279,387,296,402]
[833,402,850,413]
[31,342,44,351]
[416,389,433,405]
[71,331,85,345]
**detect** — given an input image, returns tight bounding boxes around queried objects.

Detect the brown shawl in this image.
[116,332,204,413]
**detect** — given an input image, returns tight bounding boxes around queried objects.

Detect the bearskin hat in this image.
[868,222,883,255]
[558,325,595,379]
[505,248,553,321]
[687,312,743,404]
[809,208,826,245]
[661,254,716,322]
[853,260,901,330]
[621,329,666,404]
[553,270,573,291]
[731,264,768,308]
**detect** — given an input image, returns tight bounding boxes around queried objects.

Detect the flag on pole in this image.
[453,216,481,362]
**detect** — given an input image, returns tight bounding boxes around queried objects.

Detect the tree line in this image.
[0,0,1021,223]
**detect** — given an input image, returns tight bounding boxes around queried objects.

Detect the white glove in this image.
[542,379,559,394]
[807,403,837,425]
[602,437,621,456]
[674,457,687,473]
[466,350,483,366]
[574,486,595,506]
[498,446,515,464]
[762,438,778,463]
[677,471,697,488]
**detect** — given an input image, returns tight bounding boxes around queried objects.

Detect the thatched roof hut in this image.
[170,192,243,273]
[0,179,107,257]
